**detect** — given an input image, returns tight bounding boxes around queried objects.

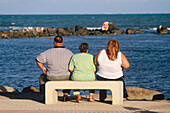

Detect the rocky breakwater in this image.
[0,23,125,39]
[0,23,169,39]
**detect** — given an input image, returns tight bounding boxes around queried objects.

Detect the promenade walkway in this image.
[0,92,169,113]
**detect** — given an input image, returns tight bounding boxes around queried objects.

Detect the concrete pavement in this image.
[0,92,169,113]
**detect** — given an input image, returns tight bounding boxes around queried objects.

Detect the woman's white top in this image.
[96,49,123,79]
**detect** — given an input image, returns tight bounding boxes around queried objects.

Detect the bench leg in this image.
[45,89,58,104]
[111,84,123,105]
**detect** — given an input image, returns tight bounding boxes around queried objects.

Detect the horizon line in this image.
[0,12,170,15]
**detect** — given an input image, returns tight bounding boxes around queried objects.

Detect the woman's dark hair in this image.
[79,43,89,53]
[54,36,63,43]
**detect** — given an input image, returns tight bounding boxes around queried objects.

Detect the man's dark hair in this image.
[54,36,63,43]
[79,43,89,53]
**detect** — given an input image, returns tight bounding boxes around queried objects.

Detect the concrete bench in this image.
[45,81,123,105]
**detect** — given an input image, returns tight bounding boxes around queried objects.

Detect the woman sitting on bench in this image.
[94,39,130,101]
[69,43,96,103]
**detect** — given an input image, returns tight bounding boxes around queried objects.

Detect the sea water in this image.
[0,14,170,99]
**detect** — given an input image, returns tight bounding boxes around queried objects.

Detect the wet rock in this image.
[108,23,115,31]
[126,86,164,100]
[126,29,136,34]
[47,38,53,40]
[157,25,169,34]
[0,34,2,39]
[75,25,84,31]
[32,29,39,37]
[57,28,71,36]
[110,28,123,35]
[0,85,19,93]
[66,28,76,36]
[47,28,57,35]
[89,30,102,36]
[2,32,11,39]
[12,31,20,38]
[75,25,89,36]
[140,31,144,34]
[36,27,41,33]
[22,86,39,93]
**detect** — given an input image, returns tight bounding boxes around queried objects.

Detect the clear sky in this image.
[0,0,170,14]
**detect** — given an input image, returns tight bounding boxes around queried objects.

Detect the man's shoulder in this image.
[62,48,73,54]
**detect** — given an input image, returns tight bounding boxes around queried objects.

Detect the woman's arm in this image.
[94,50,102,66]
[121,53,130,69]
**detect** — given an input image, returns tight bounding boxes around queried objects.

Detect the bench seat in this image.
[45,81,123,105]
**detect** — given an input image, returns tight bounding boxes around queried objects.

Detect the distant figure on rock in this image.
[36,36,74,103]
[95,39,130,101]
[157,25,169,34]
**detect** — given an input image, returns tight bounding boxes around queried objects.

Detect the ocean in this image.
[0,14,170,99]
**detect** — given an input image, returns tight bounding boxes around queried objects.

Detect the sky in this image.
[0,0,170,14]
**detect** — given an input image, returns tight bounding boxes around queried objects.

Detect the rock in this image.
[126,86,164,101]
[157,25,169,34]
[22,86,39,93]
[32,29,39,37]
[126,29,136,34]
[75,25,84,31]
[140,31,144,34]
[108,23,115,31]
[0,85,19,93]
[75,26,89,36]
[47,28,57,35]
[1,32,11,39]
[47,38,52,40]
[67,28,76,36]
[110,28,123,35]
[57,28,71,36]
[89,31,102,36]
[36,27,41,33]
[12,31,20,38]
[0,34,2,39]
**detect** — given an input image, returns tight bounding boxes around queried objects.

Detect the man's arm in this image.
[35,59,47,75]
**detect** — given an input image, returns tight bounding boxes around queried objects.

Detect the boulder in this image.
[22,86,39,93]
[89,31,102,36]
[75,26,89,36]
[75,25,84,31]
[32,29,39,37]
[126,86,164,100]
[57,28,71,36]
[12,31,20,38]
[36,27,41,33]
[110,28,123,35]
[47,28,57,35]
[67,28,76,36]
[140,31,144,34]
[108,23,115,31]
[1,32,11,39]
[0,85,19,93]
[126,29,136,34]
[157,25,169,34]
[0,34,2,39]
